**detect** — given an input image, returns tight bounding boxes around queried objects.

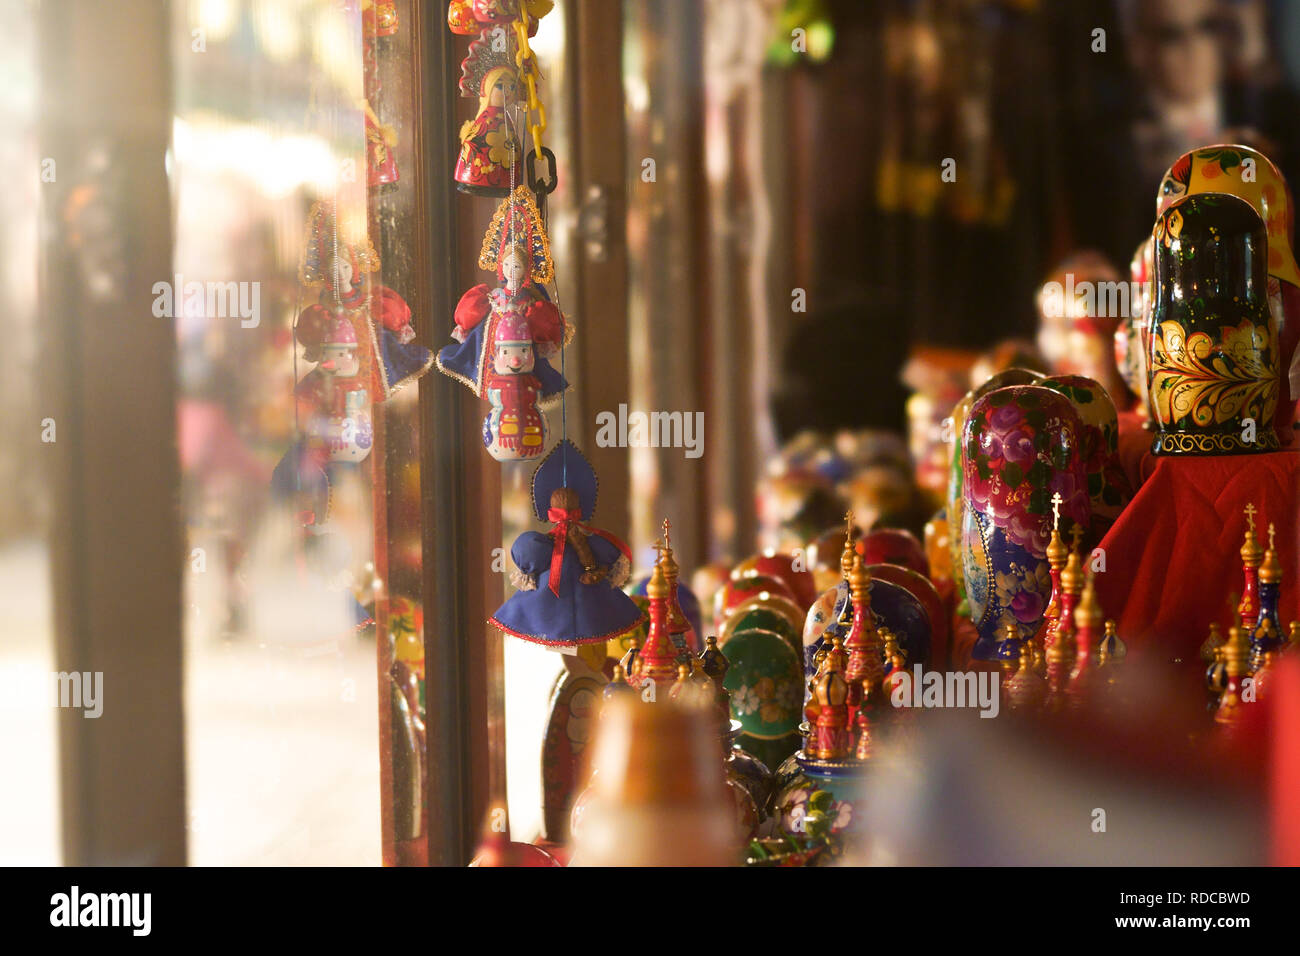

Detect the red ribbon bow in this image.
[545,505,631,596]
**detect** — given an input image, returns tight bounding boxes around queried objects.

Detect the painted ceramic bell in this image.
[1038,374,1132,531]
[960,385,1091,661]
[1156,145,1300,444]
[1148,194,1279,455]
[455,29,523,196]
[722,627,804,772]
[945,367,1044,610]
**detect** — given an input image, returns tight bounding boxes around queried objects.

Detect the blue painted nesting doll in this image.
[1148,193,1280,455]
[961,385,1091,661]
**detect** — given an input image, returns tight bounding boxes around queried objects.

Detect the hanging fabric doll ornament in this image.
[298,200,434,400]
[436,186,569,460]
[491,441,646,647]
[454,26,523,195]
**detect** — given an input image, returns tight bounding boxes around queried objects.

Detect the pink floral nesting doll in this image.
[960,385,1091,662]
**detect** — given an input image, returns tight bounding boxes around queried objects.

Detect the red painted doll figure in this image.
[448,0,551,36]
[365,101,399,191]
[436,187,569,461]
[455,29,523,196]
[297,200,433,401]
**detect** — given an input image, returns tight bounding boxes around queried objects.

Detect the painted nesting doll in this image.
[1156,145,1300,446]
[436,187,568,461]
[960,385,1091,661]
[945,367,1044,612]
[1035,251,1129,404]
[490,442,645,646]
[455,28,523,196]
[1148,193,1279,456]
[1038,374,1132,534]
[1114,236,1154,417]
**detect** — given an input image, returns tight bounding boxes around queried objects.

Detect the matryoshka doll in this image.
[960,384,1091,661]
[454,27,523,196]
[1038,374,1132,537]
[435,187,568,461]
[1156,145,1300,447]
[1035,251,1128,405]
[1114,236,1154,420]
[1148,193,1279,455]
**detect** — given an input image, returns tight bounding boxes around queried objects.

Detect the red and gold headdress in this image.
[300,200,379,302]
[458,27,520,99]
[478,185,553,285]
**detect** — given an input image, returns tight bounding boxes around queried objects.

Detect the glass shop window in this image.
[173,0,427,865]
[0,1,57,866]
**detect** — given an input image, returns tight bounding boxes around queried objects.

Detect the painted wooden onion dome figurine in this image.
[1251,523,1285,672]
[630,554,680,689]
[658,519,700,657]
[489,441,644,646]
[436,188,569,461]
[1238,503,1265,631]
[1148,193,1279,456]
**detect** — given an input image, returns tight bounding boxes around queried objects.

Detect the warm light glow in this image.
[254,1,302,63]
[196,0,240,42]
[172,115,341,199]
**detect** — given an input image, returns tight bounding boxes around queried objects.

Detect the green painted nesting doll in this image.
[1148,194,1280,455]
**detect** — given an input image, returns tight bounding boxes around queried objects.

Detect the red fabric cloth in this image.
[1092,440,1298,672]
[950,419,1298,673]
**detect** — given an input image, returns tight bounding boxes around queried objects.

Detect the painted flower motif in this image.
[734,685,760,716]
[484,127,518,166]
[1150,318,1277,428]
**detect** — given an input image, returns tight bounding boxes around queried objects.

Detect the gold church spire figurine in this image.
[1237,504,1264,630]
[1214,620,1251,732]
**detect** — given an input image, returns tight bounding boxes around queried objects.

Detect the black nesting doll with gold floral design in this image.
[1148,193,1279,455]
